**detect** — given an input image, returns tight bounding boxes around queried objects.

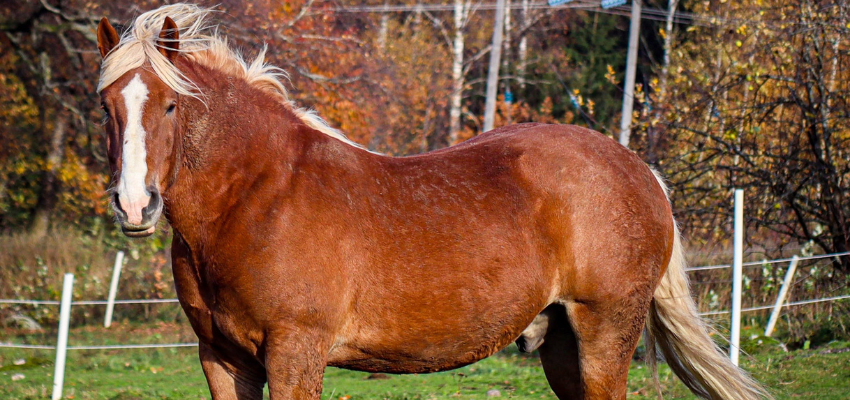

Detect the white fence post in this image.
[730,189,744,366]
[764,255,799,337]
[52,273,74,400]
[104,251,125,328]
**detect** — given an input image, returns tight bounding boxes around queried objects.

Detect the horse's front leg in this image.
[264,329,332,400]
[200,342,267,400]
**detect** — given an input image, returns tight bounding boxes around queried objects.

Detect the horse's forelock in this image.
[98,4,212,97]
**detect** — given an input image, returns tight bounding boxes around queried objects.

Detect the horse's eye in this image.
[101,103,111,118]
[166,103,176,115]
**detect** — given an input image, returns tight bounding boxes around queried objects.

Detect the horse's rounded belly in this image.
[327,339,512,373]
[326,308,538,373]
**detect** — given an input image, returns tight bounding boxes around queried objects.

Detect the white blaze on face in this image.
[117,74,151,225]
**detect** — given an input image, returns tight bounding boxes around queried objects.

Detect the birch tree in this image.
[449,0,472,143]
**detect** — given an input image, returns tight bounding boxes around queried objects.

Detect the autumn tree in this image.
[648,0,850,271]
[0,0,125,234]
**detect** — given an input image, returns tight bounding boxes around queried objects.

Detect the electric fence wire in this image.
[2,251,848,349]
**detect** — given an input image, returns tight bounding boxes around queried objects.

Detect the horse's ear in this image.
[157,17,180,62]
[97,18,120,59]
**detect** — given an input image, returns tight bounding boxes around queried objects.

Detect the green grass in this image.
[1,323,849,399]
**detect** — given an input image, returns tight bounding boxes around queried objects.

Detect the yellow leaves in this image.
[0,68,40,128]
[736,25,748,35]
[633,84,646,118]
[14,159,34,176]
[53,151,110,219]
[605,65,619,85]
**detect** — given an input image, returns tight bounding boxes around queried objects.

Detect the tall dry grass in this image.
[685,243,850,346]
[0,226,177,327]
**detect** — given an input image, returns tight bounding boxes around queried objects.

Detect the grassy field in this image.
[1,322,849,399]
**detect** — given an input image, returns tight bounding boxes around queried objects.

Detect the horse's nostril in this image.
[141,188,162,222]
[112,191,128,220]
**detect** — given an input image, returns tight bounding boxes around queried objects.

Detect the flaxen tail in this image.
[647,173,771,400]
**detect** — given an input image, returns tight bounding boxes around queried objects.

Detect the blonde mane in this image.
[98,3,361,148]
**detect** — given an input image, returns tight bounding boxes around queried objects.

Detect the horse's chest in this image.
[209,305,263,352]
[192,286,265,353]
[173,260,264,353]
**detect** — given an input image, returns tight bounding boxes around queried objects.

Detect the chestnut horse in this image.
[96,4,768,400]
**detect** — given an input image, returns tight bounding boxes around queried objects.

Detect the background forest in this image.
[0,1,848,340]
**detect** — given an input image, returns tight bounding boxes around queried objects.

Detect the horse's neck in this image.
[164,65,326,248]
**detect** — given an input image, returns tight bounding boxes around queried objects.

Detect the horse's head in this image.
[97,17,181,237]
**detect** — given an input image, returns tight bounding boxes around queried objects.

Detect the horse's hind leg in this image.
[537,303,583,399]
[539,295,651,400]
